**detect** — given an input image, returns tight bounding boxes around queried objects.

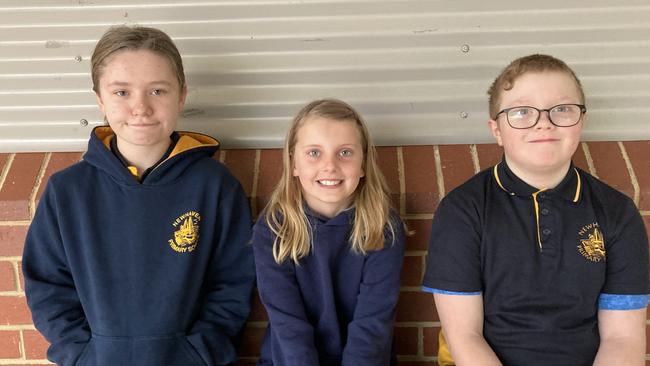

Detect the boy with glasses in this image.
[422,54,648,365]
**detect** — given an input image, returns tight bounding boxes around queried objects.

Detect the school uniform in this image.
[23,126,255,366]
[422,160,649,366]
[252,207,405,366]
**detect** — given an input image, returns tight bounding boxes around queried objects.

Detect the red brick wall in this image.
[1,142,649,365]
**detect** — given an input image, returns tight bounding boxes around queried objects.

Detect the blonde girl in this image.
[252,99,406,366]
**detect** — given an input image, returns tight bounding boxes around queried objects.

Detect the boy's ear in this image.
[488,119,503,146]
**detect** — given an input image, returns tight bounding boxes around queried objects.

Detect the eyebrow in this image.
[105,80,175,88]
[299,143,359,149]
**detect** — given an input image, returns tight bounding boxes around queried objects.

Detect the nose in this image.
[535,110,554,129]
[131,94,152,117]
[321,153,338,172]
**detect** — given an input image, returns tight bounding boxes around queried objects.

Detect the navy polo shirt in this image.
[422,160,649,366]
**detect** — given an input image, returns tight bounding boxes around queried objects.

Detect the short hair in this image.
[487,54,585,119]
[91,25,185,93]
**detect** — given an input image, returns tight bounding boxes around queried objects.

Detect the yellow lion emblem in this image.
[169,211,201,253]
[578,227,605,262]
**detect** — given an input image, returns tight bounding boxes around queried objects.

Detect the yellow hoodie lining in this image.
[96,127,219,179]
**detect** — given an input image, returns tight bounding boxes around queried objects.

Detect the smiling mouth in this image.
[318,179,342,186]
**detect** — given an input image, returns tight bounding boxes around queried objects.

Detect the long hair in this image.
[265,99,397,264]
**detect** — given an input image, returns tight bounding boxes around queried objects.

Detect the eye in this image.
[114,90,127,97]
[151,89,164,96]
[307,149,320,158]
[511,107,530,117]
[339,149,353,157]
[552,104,571,113]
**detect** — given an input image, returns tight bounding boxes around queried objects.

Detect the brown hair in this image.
[487,54,585,119]
[264,98,399,264]
[91,25,185,93]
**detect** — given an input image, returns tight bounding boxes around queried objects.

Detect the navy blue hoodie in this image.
[252,207,405,366]
[23,127,255,366]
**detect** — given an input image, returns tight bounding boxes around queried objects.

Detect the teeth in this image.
[318,180,341,186]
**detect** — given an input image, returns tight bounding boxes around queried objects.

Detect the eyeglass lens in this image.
[507,104,582,128]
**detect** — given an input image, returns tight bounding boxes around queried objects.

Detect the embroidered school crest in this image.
[168,211,201,253]
[577,223,605,262]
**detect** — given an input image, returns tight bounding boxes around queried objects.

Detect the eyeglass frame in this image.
[493,103,587,129]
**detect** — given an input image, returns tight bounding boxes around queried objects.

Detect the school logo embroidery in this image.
[577,223,605,262]
[168,211,201,253]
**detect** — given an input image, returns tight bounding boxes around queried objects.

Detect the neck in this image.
[505,157,570,190]
[115,137,171,174]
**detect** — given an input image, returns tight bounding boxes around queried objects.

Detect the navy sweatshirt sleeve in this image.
[342,219,405,366]
[23,183,91,366]
[252,221,320,365]
[187,179,256,365]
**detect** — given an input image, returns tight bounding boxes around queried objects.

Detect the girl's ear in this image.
[95,91,106,115]
[178,85,188,110]
[488,119,503,146]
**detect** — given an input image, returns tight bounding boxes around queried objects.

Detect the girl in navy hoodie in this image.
[252,99,406,366]
[23,26,254,366]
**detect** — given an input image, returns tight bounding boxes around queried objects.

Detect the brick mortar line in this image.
[0,153,16,193]
[403,213,433,220]
[0,325,36,331]
[417,325,424,357]
[237,357,259,362]
[246,321,268,327]
[0,221,30,226]
[397,147,406,216]
[581,142,597,178]
[469,144,480,174]
[0,291,25,296]
[433,145,445,199]
[251,149,261,218]
[640,211,650,216]
[404,251,425,257]
[28,153,50,221]
[18,329,26,360]
[218,149,226,164]
[405,250,427,256]
[617,142,640,207]
[397,355,437,362]
[0,257,23,261]
[420,255,426,287]
[395,321,441,327]
[400,286,424,292]
[11,261,21,292]
[0,360,53,365]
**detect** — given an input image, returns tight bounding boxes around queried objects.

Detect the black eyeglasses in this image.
[494,104,587,129]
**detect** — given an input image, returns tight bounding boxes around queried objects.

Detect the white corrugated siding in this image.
[1,0,649,152]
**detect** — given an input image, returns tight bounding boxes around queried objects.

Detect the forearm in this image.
[449,333,502,366]
[593,335,645,366]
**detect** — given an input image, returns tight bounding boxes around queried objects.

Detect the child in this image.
[22,26,255,366]
[422,54,649,366]
[252,99,405,366]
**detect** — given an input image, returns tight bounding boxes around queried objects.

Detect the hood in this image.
[83,126,220,186]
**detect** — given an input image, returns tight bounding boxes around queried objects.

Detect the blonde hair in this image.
[487,54,585,119]
[91,25,185,93]
[265,99,398,264]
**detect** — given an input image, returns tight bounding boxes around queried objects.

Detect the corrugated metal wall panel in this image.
[1,0,649,152]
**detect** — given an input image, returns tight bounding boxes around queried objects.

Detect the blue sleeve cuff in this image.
[598,293,649,310]
[422,286,481,295]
